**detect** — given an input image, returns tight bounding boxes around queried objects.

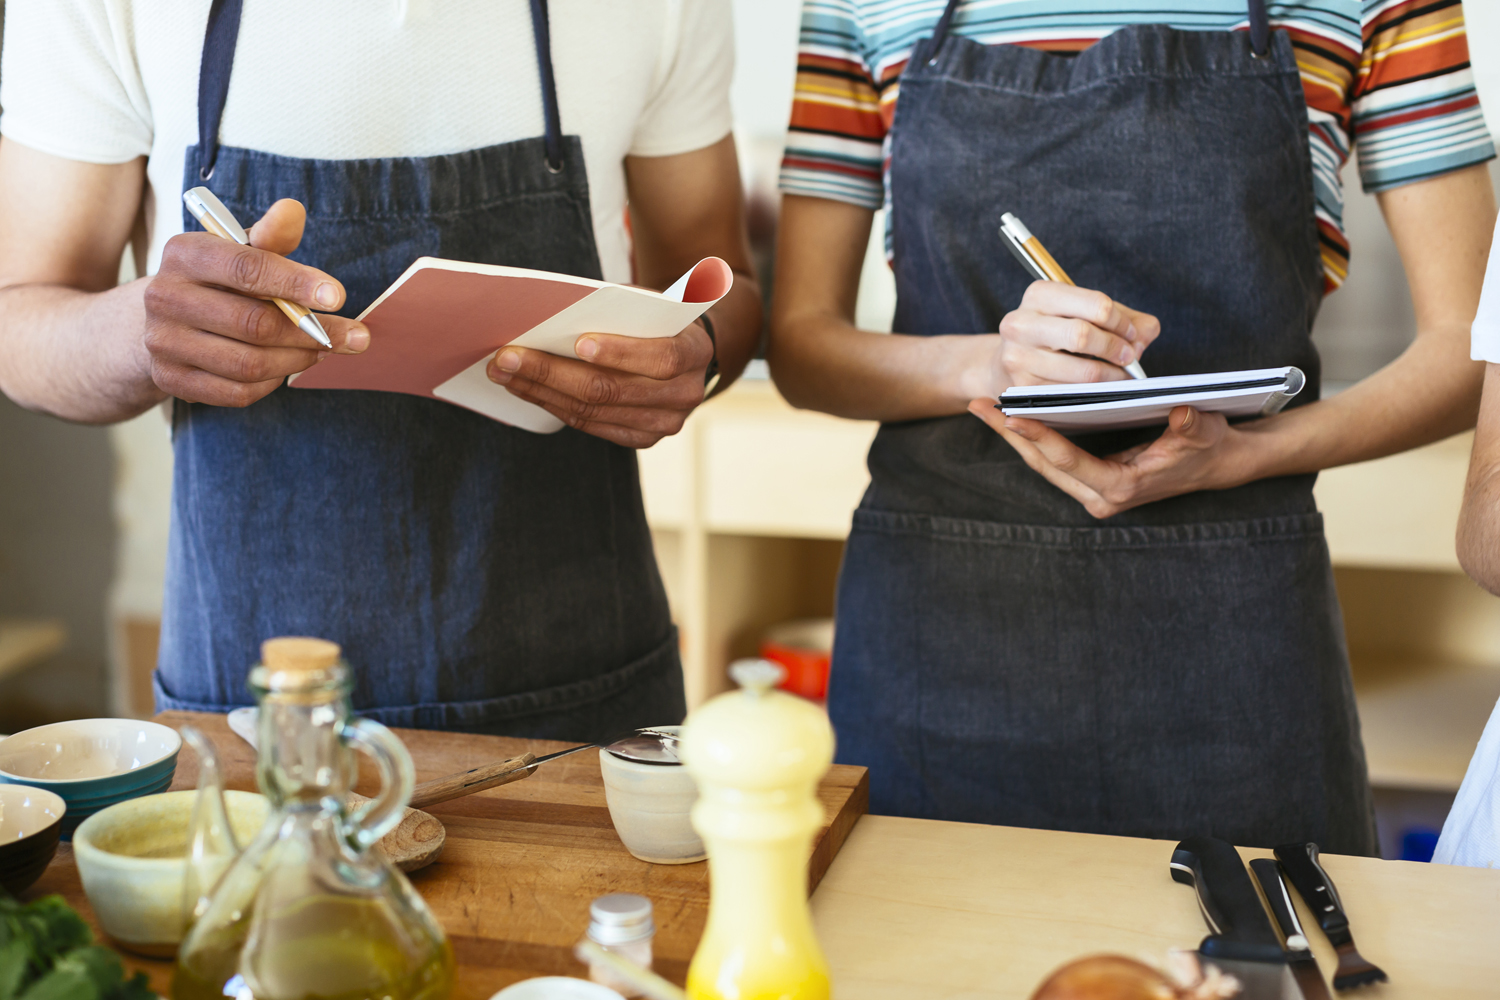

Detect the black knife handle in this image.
[1274,842,1353,947]
[1170,836,1286,962]
[1249,858,1311,953]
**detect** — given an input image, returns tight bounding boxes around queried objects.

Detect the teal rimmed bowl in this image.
[0,720,181,838]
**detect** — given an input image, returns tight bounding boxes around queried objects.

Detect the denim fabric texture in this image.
[153,5,685,743]
[830,14,1377,854]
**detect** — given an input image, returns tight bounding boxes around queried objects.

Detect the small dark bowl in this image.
[0,784,66,895]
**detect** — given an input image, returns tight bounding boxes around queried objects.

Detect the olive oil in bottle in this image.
[173,639,454,1000]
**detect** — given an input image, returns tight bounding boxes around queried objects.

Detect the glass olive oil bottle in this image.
[173,638,454,1000]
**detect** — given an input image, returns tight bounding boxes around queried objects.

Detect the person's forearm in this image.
[770,309,993,421]
[701,268,761,396]
[770,194,998,422]
[1221,165,1495,484]
[0,278,162,423]
[1230,321,1481,481]
[1458,365,1500,592]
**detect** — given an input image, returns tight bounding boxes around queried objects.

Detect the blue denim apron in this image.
[829,0,1377,853]
[153,0,685,742]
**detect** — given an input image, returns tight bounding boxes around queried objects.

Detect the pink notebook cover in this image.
[289,257,732,431]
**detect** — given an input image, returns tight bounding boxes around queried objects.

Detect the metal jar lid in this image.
[604,727,681,766]
[587,893,655,945]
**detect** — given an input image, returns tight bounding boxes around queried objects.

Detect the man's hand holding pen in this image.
[145,199,369,408]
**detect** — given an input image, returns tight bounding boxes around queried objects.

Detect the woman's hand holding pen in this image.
[964,279,1265,519]
[144,199,369,408]
[993,281,1157,387]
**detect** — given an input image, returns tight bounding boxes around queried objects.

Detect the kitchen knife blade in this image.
[1250,858,1333,1000]
[1273,843,1387,991]
[1170,836,1300,1000]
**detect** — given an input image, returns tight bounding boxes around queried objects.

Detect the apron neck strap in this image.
[528,0,566,172]
[930,0,1272,61]
[929,0,963,55]
[1246,0,1271,57]
[194,0,569,182]
[195,0,244,182]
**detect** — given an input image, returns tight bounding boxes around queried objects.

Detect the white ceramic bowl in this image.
[490,977,624,1000]
[599,732,703,865]
[0,719,182,836]
[73,789,270,956]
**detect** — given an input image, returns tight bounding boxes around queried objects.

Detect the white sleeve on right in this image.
[1472,217,1500,362]
[0,0,152,164]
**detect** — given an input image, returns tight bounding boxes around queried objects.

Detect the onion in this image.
[1029,953,1242,1000]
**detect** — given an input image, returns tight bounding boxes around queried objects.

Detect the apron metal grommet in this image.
[545,158,565,174]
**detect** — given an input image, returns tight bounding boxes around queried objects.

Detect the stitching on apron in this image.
[914,28,1297,96]
[153,627,681,723]
[852,508,1325,549]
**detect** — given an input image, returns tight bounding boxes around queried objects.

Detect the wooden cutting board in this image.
[27,710,869,999]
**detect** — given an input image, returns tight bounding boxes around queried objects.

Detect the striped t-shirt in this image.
[780,0,1495,291]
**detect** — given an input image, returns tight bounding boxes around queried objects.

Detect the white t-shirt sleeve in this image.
[1471,217,1500,362]
[0,0,153,164]
[1434,693,1500,869]
[628,0,734,158]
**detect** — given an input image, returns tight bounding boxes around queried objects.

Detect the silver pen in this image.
[182,186,332,348]
[1000,212,1147,379]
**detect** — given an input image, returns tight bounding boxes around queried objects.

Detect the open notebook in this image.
[289,256,734,433]
[999,367,1305,432]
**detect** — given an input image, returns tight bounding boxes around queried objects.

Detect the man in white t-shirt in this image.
[0,0,761,739]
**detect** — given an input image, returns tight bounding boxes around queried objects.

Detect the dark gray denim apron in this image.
[153,0,685,742]
[829,0,1377,853]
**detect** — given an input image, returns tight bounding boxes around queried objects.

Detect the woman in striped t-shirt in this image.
[768,0,1496,854]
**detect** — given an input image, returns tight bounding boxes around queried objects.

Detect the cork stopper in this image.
[260,637,341,673]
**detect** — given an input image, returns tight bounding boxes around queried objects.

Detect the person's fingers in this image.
[504,380,677,448]
[1116,302,1162,348]
[495,372,693,437]
[1165,405,1220,443]
[148,356,286,408]
[158,231,344,312]
[144,281,369,352]
[986,415,1115,516]
[1000,310,1139,368]
[1000,416,1122,487]
[571,323,713,380]
[1000,340,1133,386]
[487,346,704,410]
[246,199,307,257]
[1016,281,1160,347]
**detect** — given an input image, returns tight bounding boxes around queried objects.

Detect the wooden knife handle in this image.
[408,752,538,809]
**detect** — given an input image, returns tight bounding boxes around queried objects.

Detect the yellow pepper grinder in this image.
[680,659,834,1000]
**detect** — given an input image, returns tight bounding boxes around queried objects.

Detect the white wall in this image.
[1470,2,1500,139]
[730,0,803,141]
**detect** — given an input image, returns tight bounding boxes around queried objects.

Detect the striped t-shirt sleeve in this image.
[1352,0,1494,193]
[780,0,887,209]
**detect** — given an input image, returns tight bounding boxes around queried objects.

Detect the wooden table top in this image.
[26,712,869,999]
[813,815,1500,999]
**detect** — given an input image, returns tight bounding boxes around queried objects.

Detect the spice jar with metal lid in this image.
[585,893,655,997]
